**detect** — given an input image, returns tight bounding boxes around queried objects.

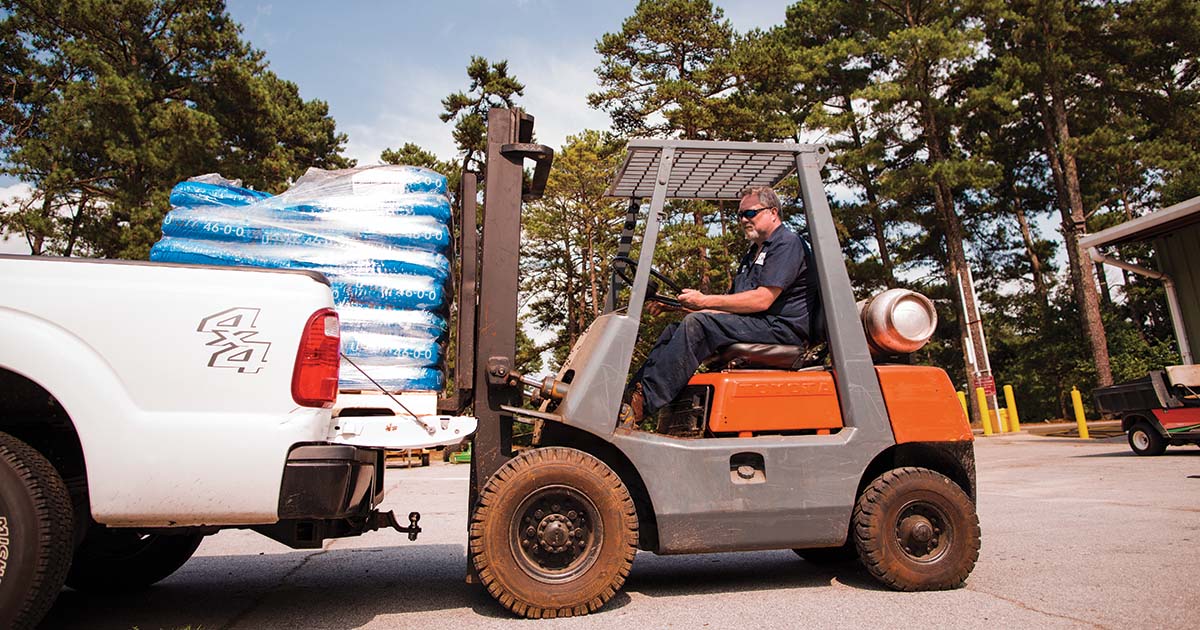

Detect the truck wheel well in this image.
[858,441,976,503]
[534,422,660,553]
[0,368,90,538]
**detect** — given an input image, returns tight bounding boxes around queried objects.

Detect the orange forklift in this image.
[452,109,980,618]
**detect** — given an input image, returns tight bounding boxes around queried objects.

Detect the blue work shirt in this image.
[730,225,819,339]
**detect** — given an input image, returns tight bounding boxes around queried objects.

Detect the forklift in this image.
[452,108,980,619]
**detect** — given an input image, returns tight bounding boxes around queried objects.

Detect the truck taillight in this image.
[292,308,340,408]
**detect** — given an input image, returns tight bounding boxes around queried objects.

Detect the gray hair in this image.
[739,186,781,213]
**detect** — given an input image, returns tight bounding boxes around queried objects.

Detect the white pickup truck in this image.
[0,255,473,629]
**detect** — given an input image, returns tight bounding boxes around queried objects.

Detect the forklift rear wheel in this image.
[853,467,980,591]
[470,447,638,619]
[1128,422,1167,456]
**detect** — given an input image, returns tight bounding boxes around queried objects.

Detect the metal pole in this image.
[454,172,479,401]
[627,148,673,317]
[1071,386,1091,439]
[1004,384,1022,432]
[795,149,890,437]
[976,387,993,436]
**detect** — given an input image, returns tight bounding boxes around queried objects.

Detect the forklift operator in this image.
[624,185,819,424]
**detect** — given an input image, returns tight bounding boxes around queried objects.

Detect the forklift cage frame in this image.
[460,114,901,552]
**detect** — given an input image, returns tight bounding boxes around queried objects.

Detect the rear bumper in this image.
[277,444,384,520]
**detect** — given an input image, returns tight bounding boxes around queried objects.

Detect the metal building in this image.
[1080,195,1200,365]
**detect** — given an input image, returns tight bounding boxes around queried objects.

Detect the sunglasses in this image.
[739,206,773,219]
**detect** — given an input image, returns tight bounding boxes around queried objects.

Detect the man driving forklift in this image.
[623,185,820,424]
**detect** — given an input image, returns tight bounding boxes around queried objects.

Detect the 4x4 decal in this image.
[198,308,272,374]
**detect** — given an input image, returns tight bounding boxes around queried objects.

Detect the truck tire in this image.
[1128,421,1167,456]
[0,431,74,630]
[65,527,205,592]
[469,447,638,618]
[853,467,980,591]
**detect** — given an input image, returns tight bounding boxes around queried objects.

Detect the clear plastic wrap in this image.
[149,165,453,392]
[338,306,448,338]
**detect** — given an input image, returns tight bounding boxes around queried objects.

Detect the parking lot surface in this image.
[43,432,1199,629]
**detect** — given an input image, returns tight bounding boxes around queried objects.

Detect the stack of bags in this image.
[149,166,453,392]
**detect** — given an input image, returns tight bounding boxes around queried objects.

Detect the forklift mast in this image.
[455,109,554,497]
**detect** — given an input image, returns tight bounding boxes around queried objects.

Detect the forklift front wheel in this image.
[469,447,638,618]
[853,467,980,591]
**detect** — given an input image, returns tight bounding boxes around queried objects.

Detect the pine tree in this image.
[0,0,350,259]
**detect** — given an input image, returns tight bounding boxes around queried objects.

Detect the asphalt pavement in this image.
[41,430,1200,629]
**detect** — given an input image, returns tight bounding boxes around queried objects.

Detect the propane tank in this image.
[857,288,938,356]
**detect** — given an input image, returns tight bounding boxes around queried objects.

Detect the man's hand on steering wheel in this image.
[676,289,710,311]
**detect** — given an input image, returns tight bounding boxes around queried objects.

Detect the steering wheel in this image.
[611,256,684,309]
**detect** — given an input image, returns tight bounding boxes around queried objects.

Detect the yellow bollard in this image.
[998,408,1010,433]
[1004,384,1021,432]
[976,387,994,436]
[1070,386,1090,439]
[957,391,969,417]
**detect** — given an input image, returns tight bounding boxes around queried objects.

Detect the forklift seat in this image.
[710,342,811,370]
[707,300,827,371]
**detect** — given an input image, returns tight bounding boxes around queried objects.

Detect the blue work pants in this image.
[633,312,804,414]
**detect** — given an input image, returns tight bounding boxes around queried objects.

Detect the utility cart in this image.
[454,109,981,618]
[1093,366,1200,455]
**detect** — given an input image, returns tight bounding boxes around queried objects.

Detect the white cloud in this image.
[0,183,34,255]
[340,63,461,166]
[338,45,612,167]
[506,45,612,151]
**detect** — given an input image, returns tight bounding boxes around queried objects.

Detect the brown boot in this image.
[619,381,648,424]
[618,383,646,427]
[630,384,646,421]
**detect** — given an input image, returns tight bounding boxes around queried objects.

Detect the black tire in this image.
[0,431,74,630]
[469,447,638,618]
[1128,422,1167,456]
[792,543,858,565]
[65,527,205,592]
[853,467,980,591]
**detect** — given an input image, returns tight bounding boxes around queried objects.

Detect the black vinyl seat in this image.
[706,299,828,371]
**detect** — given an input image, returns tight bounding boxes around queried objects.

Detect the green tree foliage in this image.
[590,0,746,297]
[0,0,350,259]
[439,56,524,179]
[572,0,1199,420]
[590,0,742,139]
[521,130,627,370]
[762,0,1005,412]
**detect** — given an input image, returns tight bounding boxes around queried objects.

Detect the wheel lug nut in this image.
[567,510,577,519]
[526,526,536,537]
[534,510,543,518]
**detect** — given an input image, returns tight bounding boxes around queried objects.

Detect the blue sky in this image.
[227,0,793,165]
[0,0,792,253]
